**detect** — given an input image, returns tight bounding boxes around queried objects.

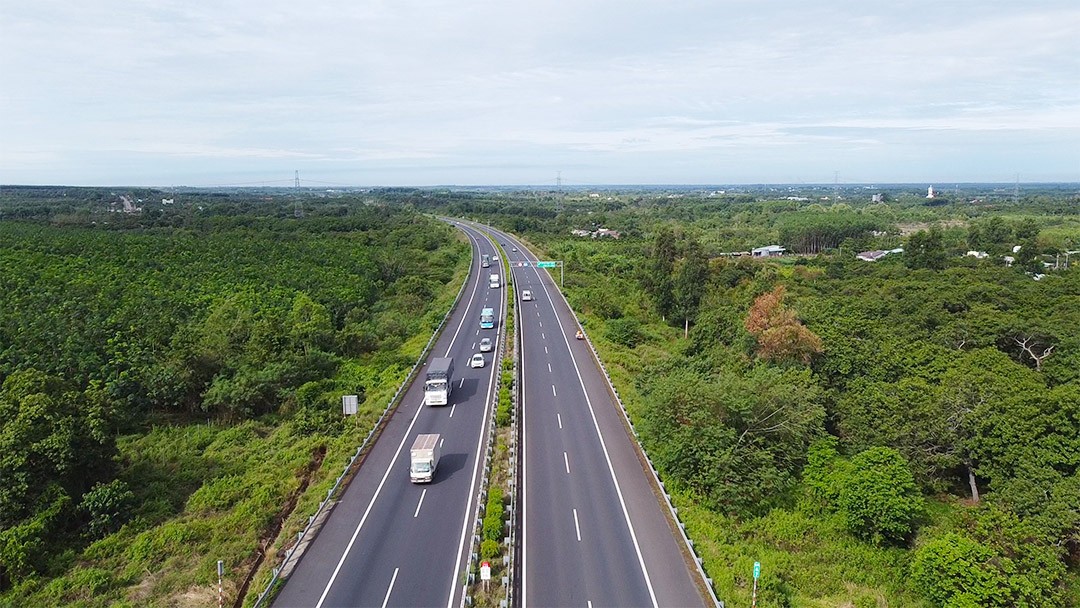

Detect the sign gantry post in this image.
[535,260,563,288]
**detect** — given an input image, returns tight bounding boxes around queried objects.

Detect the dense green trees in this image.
[642,364,825,516]
[776,211,883,254]
[0,202,466,590]
[477,188,1080,606]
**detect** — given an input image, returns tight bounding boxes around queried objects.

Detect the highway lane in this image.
[494,229,707,608]
[273,224,504,608]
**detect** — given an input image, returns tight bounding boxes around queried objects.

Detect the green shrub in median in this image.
[495,368,512,427]
[480,539,500,560]
[482,486,505,543]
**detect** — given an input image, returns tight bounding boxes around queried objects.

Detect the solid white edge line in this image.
[381,567,400,608]
[314,397,428,607]
[544,277,660,607]
[414,489,427,518]
[314,228,485,608]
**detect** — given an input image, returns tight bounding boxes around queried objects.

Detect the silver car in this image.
[479,337,493,352]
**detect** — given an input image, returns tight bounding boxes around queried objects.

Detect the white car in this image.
[479,337,493,352]
[521,290,533,301]
[470,353,485,368]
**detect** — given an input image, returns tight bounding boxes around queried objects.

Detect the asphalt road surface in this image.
[493,227,708,608]
[273,224,503,608]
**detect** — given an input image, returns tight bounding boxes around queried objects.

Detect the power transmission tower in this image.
[556,171,564,213]
[294,170,304,218]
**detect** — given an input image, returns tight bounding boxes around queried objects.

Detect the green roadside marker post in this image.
[752,561,760,608]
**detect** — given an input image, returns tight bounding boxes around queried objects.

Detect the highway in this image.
[272,224,504,608]
[491,229,708,608]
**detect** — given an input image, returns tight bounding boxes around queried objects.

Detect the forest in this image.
[421,183,1080,607]
[0,187,468,605]
[2,183,1079,606]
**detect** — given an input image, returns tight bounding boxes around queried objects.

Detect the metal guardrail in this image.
[251,237,475,608]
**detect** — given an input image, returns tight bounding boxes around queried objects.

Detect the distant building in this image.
[161,198,174,205]
[571,227,621,239]
[752,245,786,258]
[927,186,936,198]
[872,193,884,203]
[857,248,904,262]
[966,250,989,259]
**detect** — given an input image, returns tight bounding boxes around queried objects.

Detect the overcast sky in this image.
[2,1,1079,187]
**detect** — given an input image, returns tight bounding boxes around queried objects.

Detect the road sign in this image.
[536,261,557,268]
[480,561,491,581]
[342,395,358,416]
[753,561,761,579]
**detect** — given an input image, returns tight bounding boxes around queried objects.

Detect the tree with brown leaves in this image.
[745,285,823,364]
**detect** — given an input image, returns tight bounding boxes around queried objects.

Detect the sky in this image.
[2,0,1079,187]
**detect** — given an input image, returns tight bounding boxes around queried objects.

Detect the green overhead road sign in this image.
[536,261,557,268]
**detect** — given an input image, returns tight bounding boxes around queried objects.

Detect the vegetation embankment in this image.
[0,191,470,606]
[420,185,1080,607]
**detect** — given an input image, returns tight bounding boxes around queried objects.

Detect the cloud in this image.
[2,1,1078,185]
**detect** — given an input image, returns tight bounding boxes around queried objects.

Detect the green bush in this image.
[802,436,849,505]
[837,447,923,544]
[80,479,135,540]
[604,317,642,348]
[480,539,500,560]
[496,383,511,428]
[482,486,505,543]
[910,533,999,606]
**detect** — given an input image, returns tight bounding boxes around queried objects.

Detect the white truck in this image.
[424,357,454,406]
[489,273,501,288]
[410,434,441,483]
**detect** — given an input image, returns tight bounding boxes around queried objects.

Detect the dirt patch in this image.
[896,218,968,236]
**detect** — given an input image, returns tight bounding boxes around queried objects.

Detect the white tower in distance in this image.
[927,185,935,199]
